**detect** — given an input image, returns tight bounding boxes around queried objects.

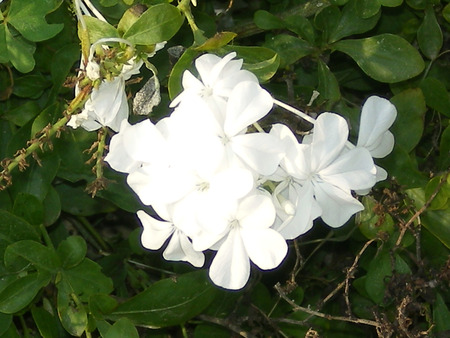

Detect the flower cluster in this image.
[105,52,397,290]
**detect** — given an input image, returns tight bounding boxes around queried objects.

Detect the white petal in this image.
[230,133,284,176]
[214,69,258,98]
[104,121,137,173]
[197,52,237,87]
[209,228,250,290]
[320,147,376,191]
[366,131,395,158]
[314,182,364,228]
[238,194,276,230]
[224,82,273,136]
[163,230,205,267]
[310,113,348,171]
[357,96,397,150]
[241,227,287,270]
[137,210,174,250]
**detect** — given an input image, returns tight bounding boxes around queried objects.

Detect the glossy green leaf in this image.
[7,0,63,42]
[379,0,403,6]
[57,236,87,269]
[0,210,40,257]
[4,26,36,73]
[425,175,449,211]
[12,193,44,226]
[356,0,380,18]
[81,16,119,45]
[0,25,8,64]
[4,240,61,273]
[109,270,216,328]
[390,88,426,152]
[2,101,41,127]
[334,34,424,83]
[89,294,118,320]
[439,124,450,170]
[317,59,340,108]
[419,77,450,117]
[61,259,113,302]
[0,313,12,336]
[263,34,311,69]
[31,307,59,338]
[314,5,341,41]
[433,293,450,332]
[30,102,61,137]
[103,318,139,338]
[226,46,280,83]
[284,15,315,44]
[406,0,427,9]
[330,0,381,43]
[12,74,51,99]
[444,4,450,24]
[56,276,88,336]
[43,186,61,226]
[168,47,199,100]
[0,272,51,314]
[194,32,237,52]
[123,4,183,45]
[254,10,286,30]
[417,6,442,60]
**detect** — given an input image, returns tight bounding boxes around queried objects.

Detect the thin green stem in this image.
[177,0,207,45]
[40,224,55,250]
[19,315,30,338]
[77,216,111,252]
[95,127,107,179]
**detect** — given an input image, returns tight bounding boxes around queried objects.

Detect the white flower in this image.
[170,52,258,112]
[137,210,204,267]
[356,96,397,185]
[68,77,128,132]
[273,114,376,228]
[207,193,287,290]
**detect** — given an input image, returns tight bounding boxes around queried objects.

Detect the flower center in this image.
[201,86,213,98]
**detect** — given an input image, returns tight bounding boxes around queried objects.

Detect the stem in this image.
[94,127,107,179]
[82,0,107,22]
[19,315,30,338]
[177,0,207,45]
[73,0,86,30]
[273,98,316,125]
[40,224,55,250]
[77,216,111,252]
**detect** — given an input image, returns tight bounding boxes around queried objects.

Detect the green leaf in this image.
[378,0,403,6]
[433,293,450,332]
[55,182,116,216]
[439,124,450,170]
[43,186,61,226]
[406,188,450,249]
[357,196,395,239]
[168,47,200,100]
[365,250,411,304]
[103,318,139,338]
[0,313,12,336]
[0,210,40,258]
[0,272,51,314]
[444,4,450,24]
[263,34,311,69]
[284,15,315,44]
[333,34,425,83]
[417,6,443,60]
[81,16,119,45]
[425,175,449,211]
[61,259,113,302]
[4,25,36,73]
[419,77,450,117]
[254,10,286,30]
[0,24,8,64]
[56,276,88,336]
[226,46,280,83]
[194,32,237,52]
[329,0,381,43]
[57,236,87,269]
[356,0,381,18]
[314,5,341,41]
[12,193,44,226]
[317,59,340,108]
[109,270,216,328]
[406,0,427,10]
[2,101,41,127]
[89,294,118,320]
[7,0,63,42]
[31,307,59,338]
[4,240,61,273]
[12,74,51,99]
[123,4,183,45]
[390,88,426,152]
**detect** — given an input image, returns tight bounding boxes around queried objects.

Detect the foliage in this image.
[0,0,449,336]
